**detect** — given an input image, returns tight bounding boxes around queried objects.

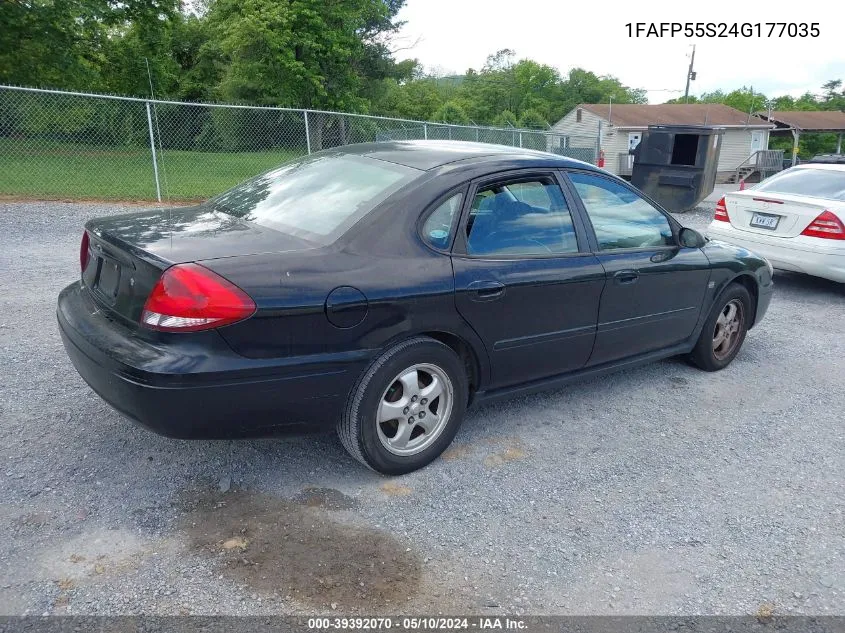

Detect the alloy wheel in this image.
[712,299,745,361]
[376,363,454,456]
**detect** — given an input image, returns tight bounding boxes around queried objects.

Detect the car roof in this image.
[335,140,596,171]
[792,163,845,172]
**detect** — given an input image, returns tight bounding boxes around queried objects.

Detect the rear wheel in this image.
[688,283,751,371]
[338,337,468,475]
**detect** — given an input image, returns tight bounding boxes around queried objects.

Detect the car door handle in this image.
[613,270,639,285]
[468,280,505,301]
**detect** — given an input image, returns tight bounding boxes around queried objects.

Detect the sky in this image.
[394,0,844,106]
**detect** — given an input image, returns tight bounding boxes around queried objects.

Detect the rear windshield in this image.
[207,154,420,243]
[754,167,845,201]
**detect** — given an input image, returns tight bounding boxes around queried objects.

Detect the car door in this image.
[451,171,606,389]
[563,170,711,366]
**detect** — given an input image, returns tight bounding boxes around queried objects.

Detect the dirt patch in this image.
[379,482,413,497]
[292,486,357,511]
[756,603,776,622]
[13,511,50,532]
[484,447,526,467]
[440,444,472,461]
[180,490,420,610]
[55,578,75,591]
[483,439,527,468]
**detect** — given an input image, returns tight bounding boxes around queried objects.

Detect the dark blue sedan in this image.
[58,141,773,474]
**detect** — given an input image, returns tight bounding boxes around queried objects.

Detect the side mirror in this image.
[679,227,706,248]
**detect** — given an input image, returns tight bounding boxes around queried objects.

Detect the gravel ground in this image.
[0,201,843,616]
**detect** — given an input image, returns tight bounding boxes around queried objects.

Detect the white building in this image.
[551,103,774,182]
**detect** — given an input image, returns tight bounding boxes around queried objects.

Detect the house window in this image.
[576,109,582,123]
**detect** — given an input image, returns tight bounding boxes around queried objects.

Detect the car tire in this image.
[338,336,469,475]
[688,282,752,372]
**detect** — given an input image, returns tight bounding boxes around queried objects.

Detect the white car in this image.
[706,163,845,284]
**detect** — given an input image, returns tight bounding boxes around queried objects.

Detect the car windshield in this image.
[206,153,420,243]
[754,167,845,201]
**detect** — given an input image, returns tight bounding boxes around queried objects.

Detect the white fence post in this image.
[423,123,427,140]
[145,101,162,202]
[304,110,311,154]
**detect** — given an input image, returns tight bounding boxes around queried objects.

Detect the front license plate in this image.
[750,212,780,230]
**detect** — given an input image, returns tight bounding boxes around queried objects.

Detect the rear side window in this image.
[465,176,579,256]
[422,193,463,249]
[755,167,845,201]
[208,154,420,243]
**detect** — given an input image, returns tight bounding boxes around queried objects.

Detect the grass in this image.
[0,139,303,201]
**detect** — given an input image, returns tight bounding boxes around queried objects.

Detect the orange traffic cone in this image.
[739,179,746,190]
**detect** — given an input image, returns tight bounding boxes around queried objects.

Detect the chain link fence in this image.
[0,85,598,202]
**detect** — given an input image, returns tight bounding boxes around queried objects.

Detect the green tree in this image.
[204,0,404,110]
[518,108,549,129]
[433,100,469,124]
[560,68,646,114]
[685,80,845,159]
[821,79,845,111]
[491,109,518,127]
[0,0,179,89]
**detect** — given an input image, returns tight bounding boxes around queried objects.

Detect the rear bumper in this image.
[707,223,845,283]
[57,282,368,438]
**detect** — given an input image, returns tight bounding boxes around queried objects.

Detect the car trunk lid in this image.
[724,190,831,238]
[82,206,318,327]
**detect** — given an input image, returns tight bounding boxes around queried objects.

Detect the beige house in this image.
[551,104,774,181]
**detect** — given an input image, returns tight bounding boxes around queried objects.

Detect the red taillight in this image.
[714,196,729,222]
[800,210,845,241]
[80,231,90,272]
[141,263,256,332]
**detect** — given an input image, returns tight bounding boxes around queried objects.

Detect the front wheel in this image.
[688,283,752,372]
[338,337,468,475]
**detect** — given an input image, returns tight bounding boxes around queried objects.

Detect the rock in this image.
[218,475,231,493]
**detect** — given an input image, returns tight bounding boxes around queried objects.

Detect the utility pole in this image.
[684,45,696,103]
[746,86,754,125]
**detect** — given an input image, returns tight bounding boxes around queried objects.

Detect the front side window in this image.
[465,176,579,256]
[421,192,463,249]
[754,167,845,201]
[207,154,420,244]
[568,172,674,250]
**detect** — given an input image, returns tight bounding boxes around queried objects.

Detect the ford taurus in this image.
[58,141,774,474]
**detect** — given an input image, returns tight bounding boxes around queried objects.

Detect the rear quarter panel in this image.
[199,170,492,387]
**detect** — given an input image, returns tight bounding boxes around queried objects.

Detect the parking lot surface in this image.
[0,201,843,616]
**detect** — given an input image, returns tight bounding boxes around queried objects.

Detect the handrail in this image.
[734,149,784,182]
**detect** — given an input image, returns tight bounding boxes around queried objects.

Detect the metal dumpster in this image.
[630,125,724,212]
